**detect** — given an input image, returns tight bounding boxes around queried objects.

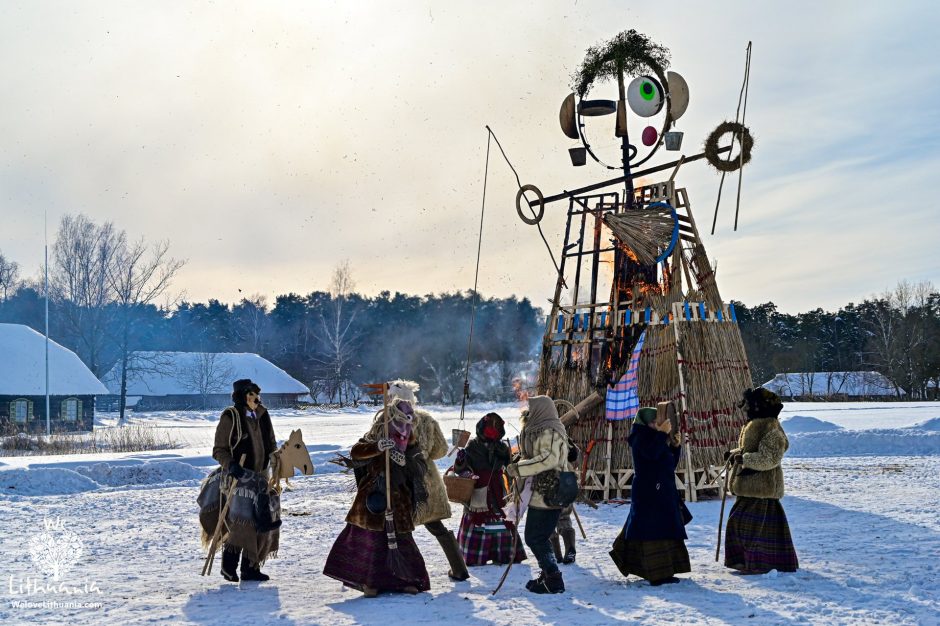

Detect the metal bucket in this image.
[568,147,587,166]
[452,428,471,448]
[664,131,684,151]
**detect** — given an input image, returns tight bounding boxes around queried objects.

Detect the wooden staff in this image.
[715,458,734,562]
[201,453,246,576]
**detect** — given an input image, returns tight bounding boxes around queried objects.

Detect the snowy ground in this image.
[2,402,939,625]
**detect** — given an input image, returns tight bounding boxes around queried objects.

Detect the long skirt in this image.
[323,524,430,593]
[724,496,799,573]
[610,529,691,582]
[457,511,526,566]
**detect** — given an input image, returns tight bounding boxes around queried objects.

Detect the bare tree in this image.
[0,252,20,301]
[50,215,123,375]
[233,294,270,353]
[175,353,235,410]
[314,261,361,405]
[109,238,185,422]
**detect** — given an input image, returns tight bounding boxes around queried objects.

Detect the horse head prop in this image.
[269,429,314,492]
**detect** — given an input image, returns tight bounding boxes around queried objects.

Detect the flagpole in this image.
[45,210,50,436]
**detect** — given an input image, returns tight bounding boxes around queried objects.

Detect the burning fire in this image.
[511,378,530,406]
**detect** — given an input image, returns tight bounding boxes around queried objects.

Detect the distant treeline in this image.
[0,215,937,406]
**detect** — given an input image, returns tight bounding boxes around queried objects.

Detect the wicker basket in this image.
[443,469,476,506]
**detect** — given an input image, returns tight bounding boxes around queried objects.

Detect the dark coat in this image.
[345,439,425,533]
[212,405,277,473]
[623,424,688,541]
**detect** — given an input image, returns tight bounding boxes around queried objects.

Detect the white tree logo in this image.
[28,517,84,581]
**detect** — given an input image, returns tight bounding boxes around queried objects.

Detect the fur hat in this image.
[231,378,261,405]
[739,387,783,419]
[387,379,419,404]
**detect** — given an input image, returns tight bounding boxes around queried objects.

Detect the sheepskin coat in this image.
[514,428,569,510]
[412,408,452,525]
[730,417,789,500]
[345,438,424,533]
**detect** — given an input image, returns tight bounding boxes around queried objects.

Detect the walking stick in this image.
[202,453,246,576]
[571,504,587,540]
[715,458,734,562]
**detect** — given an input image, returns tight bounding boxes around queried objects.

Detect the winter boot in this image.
[550,533,563,562]
[435,528,470,581]
[220,548,240,582]
[525,571,545,591]
[561,528,577,564]
[528,570,565,594]
[240,556,270,582]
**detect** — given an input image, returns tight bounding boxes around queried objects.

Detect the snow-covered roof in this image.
[101,352,309,396]
[0,323,108,396]
[762,371,902,397]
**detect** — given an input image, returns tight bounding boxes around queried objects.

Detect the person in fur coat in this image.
[506,395,570,594]
[212,378,278,583]
[724,387,799,574]
[387,380,470,581]
[322,399,431,596]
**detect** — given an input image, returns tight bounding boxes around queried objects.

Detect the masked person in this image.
[453,412,526,566]
[724,388,799,574]
[212,379,278,583]
[386,380,470,582]
[323,399,431,596]
[506,395,570,594]
[610,404,691,586]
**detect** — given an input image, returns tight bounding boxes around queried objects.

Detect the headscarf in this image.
[519,395,567,459]
[633,406,658,427]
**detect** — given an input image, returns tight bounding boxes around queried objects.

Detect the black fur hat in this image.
[231,378,261,405]
[739,387,783,420]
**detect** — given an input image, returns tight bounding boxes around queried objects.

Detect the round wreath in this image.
[704,122,754,172]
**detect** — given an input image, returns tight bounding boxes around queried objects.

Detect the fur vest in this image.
[412,408,453,525]
[730,417,789,499]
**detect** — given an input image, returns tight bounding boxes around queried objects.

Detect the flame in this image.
[511,378,529,407]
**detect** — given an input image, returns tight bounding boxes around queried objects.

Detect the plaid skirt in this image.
[725,497,799,573]
[457,511,526,566]
[610,530,691,582]
[323,524,430,593]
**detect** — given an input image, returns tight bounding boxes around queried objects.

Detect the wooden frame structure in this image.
[536,178,752,502]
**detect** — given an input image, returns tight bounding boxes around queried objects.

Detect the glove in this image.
[505,463,521,480]
[723,450,733,462]
[227,460,246,479]
[733,453,743,465]
[390,449,406,467]
[377,438,396,451]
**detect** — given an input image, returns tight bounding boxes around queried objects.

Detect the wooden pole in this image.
[202,453,246,576]
[604,421,613,501]
[672,309,696,502]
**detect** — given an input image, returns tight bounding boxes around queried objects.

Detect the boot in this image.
[220,548,240,582]
[528,570,564,594]
[240,555,270,582]
[436,529,470,581]
[550,533,563,562]
[525,571,545,591]
[561,528,577,564]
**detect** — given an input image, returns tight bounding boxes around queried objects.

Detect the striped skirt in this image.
[610,530,691,583]
[725,496,799,573]
[457,512,526,566]
[323,524,430,593]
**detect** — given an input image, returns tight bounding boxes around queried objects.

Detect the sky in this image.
[1,1,939,314]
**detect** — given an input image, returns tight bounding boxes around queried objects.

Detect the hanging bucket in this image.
[452,428,471,448]
[568,147,586,167]
[665,131,684,151]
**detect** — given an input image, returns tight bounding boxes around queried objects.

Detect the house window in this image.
[13,399,29,423]
[63,398,80,421]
